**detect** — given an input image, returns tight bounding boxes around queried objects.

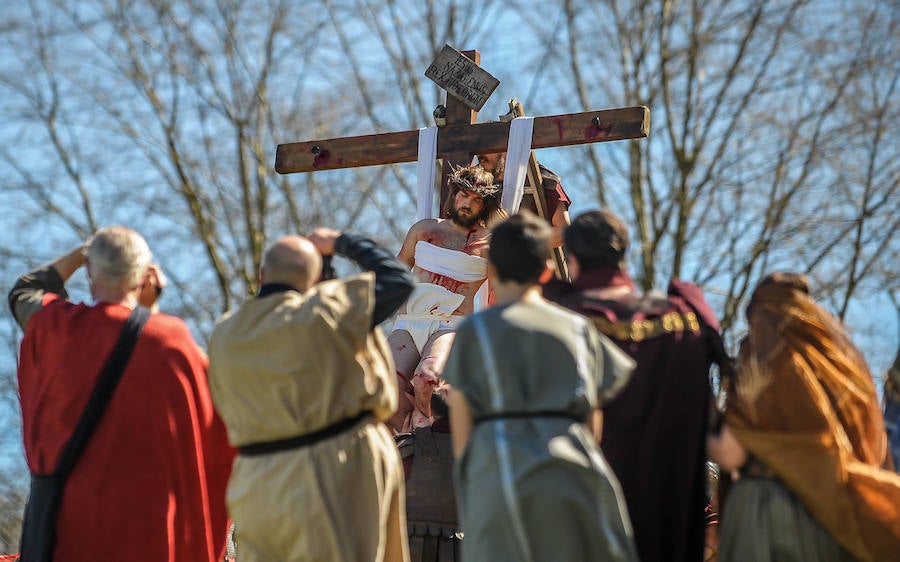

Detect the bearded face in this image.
[448,189,486,227]
[448,206,480,228]
[477,152,506,179]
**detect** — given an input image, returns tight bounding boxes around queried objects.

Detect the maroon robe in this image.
[516,164,572,222]
[545,268,721,562]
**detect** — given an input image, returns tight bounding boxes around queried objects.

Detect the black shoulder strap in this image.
[53,306,151,477]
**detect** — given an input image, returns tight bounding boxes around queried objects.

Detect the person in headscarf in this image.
[708,272,900,562]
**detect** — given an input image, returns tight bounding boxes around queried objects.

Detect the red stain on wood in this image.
[585,122,613,139]
[313,149,331,168]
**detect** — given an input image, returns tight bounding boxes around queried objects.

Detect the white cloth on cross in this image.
[501,116,535,215]
[416,117,535,218]
[416,126,438,220]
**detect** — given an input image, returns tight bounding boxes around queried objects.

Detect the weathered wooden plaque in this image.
[424,44,500,112]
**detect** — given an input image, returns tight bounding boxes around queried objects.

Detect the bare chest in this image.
[419,224,489,257]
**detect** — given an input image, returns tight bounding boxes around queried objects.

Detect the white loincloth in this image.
[392,306,464,355]
[392,241,489,353]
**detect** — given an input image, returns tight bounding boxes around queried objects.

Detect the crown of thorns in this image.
[448,164,501,199]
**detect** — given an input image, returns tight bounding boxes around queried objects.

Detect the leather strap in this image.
[53,306,151,477]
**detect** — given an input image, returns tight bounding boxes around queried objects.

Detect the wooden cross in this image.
[274,46,649,233]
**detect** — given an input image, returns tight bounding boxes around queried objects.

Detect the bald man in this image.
[208,227,414,562]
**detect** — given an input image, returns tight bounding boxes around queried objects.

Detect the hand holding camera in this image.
[139,263,167,310]
[307,227,341,256]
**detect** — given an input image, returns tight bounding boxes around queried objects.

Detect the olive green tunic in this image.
[719,476,857,562]
[443,299,638,562]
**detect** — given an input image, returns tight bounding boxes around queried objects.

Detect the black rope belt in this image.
[474,410,585,425]
[739,458,778,479]
[238,411,372,457]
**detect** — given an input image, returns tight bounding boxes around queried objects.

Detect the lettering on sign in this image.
[424,44,500,112]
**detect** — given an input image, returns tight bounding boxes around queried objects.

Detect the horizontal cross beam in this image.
[274,106,650,175]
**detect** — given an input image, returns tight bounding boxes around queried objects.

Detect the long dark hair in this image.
[442,165,503,225]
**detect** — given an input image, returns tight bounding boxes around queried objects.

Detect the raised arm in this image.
[8,244,86,330]
[550,206,571,248]
[310,229,414,328]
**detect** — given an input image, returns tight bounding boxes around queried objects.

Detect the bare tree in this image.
[514,0,898,349]
[0,0,503,544]
[0,469,25,552]
[0,0,897,547]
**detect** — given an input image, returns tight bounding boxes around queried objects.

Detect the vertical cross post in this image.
[437,50,481,217]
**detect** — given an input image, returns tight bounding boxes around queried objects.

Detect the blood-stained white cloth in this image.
[412,241,487,282]
[392,241,488,353]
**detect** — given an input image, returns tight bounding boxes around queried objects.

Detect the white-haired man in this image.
[8,226,233,562]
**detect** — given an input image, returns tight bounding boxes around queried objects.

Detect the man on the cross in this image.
[386,164,504,434]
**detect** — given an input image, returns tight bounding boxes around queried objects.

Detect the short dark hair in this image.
[564,210,629,270]
[430,391,449,420]
[488,212,552,284]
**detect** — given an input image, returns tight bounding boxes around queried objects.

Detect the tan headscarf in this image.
[726,273,900,562]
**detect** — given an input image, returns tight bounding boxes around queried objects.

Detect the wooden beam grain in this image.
[274,106,650,175]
